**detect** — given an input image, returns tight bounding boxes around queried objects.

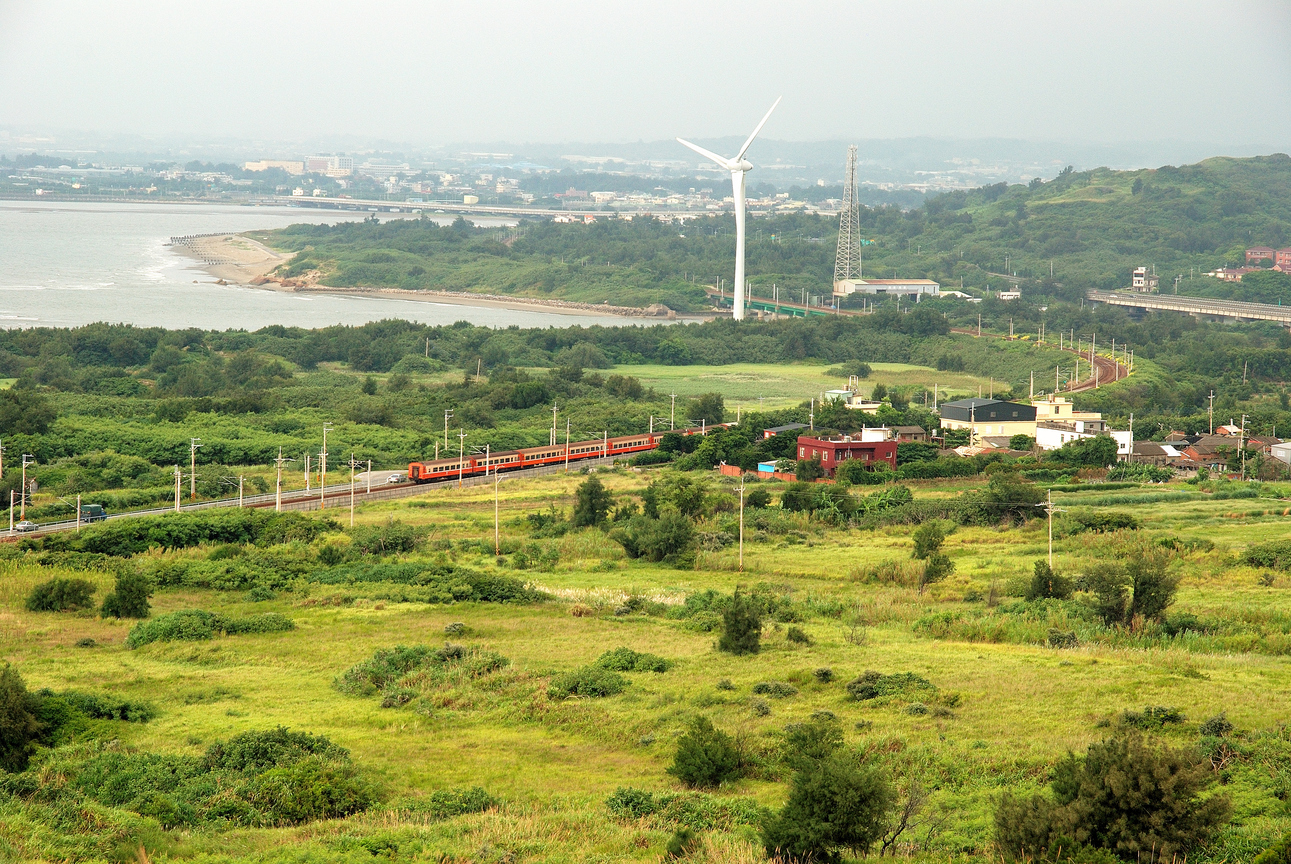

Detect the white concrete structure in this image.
[833,278,940,298]
[677,97,781,321]
[1035,424,1132,458]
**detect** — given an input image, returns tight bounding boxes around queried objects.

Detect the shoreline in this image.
[173,234,707,321]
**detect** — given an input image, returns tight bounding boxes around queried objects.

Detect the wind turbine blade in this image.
[676,137,731,169]
[735,96,782,161]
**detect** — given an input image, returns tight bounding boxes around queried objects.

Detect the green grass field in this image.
[611,363,991,409]
[4,469,1290,862]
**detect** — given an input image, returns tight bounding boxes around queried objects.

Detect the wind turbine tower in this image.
[677,97,781,321]
[834,145,862,287]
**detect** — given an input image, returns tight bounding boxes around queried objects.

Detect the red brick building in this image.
[1247,247,1275,264]
[796,434,898,475]
[1277,248,1291,271]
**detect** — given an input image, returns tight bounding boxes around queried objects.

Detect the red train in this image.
[407,426,719,483]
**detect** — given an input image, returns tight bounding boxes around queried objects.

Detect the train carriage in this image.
[407,426,721,483]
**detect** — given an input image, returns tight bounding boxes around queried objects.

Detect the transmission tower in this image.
[833,145,862,286]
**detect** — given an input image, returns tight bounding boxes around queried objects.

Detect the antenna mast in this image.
[833,145,862,288]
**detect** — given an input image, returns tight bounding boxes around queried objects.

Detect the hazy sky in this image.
[1,0,1288,149]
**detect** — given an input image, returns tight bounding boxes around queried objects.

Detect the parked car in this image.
[386,473,406,484]
[15,520,37,532]
[79,504,107,522]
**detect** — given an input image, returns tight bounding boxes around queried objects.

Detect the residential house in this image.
[796,432,898,476]
[763,423,808,440]
[1131,266,1159,292]
[1247,247,1276,264]
[892,425,928,442]
[1277,248,1291,271]
[939,398,1037,438]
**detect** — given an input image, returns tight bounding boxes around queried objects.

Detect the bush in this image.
[1242,539,1291,571]
[594,647,672,673]
[786,625,811,644]
[751,681,799,698]
[1255,835,1291,864]
[1047,629,1079,649]
[814,668,834,683]
[1126,545,1179,621]
[606,786,660,818]
[205,726,349,773]
[39,509,336,556]
[244,756,375,824]
[995,734,1231,862]
[668,716,742,788]
[761,756,894,862]
[335,643,507,699]
[717,591,762,655]
[847,671,935,702]
[125,610,295,648]
[548,665,628,699]
[796,457,825,481]
[613,512,695,564]
[1199,712,1234,738]
[0,664,42,772]
[1121,706,1185,729]
[919,553,954,592]
[24,578,96,612]
[666,827,701,859]
[420,786,496,819]
[100,568,153,619]
[1027,561,1074,601]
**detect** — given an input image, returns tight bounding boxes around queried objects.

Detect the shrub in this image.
[717,590,762,655]
[1047,629,1079,649]
[745,487,772,509]
[795,457,825,482]
[24,578,95,612]
[205,726,349,773]
[421,786,496,819]
[904,702,930,716]
[1121,706,1185,729]
[1027,561,1074,601]
[814,667,834,683]
[847,671,935,702]
[782,715,844,770]
[668,716,742,789]
[613,512,695,563]
[786,625,811,644]
[244,756,375,824]
[606,786,659,818]
[1243,539,1291,571]
[333,644,508,697]
[995,734,1231,862]
[125,610,295,648]
[548,665,628,699]
[594,647,672,673]
[751,681,799,698]
[716,678,736,691]
[0,664,42,772]
[100,568,152,619]
[40,509,336,556]
[1126,545,1179,621]
[1199,713,1234,738]
[761,756,894,862]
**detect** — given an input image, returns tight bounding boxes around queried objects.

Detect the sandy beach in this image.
[172,234,694,320]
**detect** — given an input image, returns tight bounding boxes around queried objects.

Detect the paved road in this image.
[1087,289,1291,326]
[2,455,627,541]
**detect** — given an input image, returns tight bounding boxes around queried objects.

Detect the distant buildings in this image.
[939,397,1037,438]
[243,160,303,175]
[305,156,354,177]
[832,278,940,300]
[1207,267,1256,282]
[1131,266,1159,292]
[796,431,898,475]
[1242,246,1291,273]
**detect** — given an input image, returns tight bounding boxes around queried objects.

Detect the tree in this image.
[686,392,725,426]
[612,512,695,564]
[919,554,954,593]
[761,755,895,863]
[996,734,1231,863]
[1126,544,1179,621]
[911,521,947,560]
[571,475,612,528]
[1009,434,1035,451]
[361,375,378,395]
[871,383,888,401]
[975,472,1045,525]
[718,590,762,655]
[0,663,43,772]
[1052,435,1118,468]
[100,568,153,619]
[796,457,825,481]
[0,387,56,435]
[667,716,741,788]
[1026,560,1073,601]
[1085,565,1130,625]
[746,487,771,509]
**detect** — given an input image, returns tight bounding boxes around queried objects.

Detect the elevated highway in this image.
[1087,290,1291,325]
[249,195,711,220]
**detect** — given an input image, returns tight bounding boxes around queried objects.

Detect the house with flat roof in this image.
[796,433,897,476]
[763,423,808,439]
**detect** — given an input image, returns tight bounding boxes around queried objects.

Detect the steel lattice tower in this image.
[834,145,862,285]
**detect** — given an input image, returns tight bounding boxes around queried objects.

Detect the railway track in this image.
[2,454,627,541]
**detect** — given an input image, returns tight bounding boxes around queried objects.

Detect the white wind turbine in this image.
[677,97,781,321]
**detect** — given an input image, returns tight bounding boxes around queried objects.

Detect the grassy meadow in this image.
[4,467,1291,863]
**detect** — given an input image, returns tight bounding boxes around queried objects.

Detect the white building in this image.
[833,278,940,299]
[1035,424,1132,458]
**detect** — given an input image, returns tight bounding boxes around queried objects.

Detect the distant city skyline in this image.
[1,1,1288,151]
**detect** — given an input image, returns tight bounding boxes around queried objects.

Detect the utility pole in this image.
[348,452,359,527]
[238,475,244,508]
[551,402,558,446]
[494,446,501,555]
[320,422,333,510]
[1240,414,1248,481]
[174,465,181,513]
[669,393,676,430]
[20,454,33,520]
[366,459,372,494]
[274,447,292,513]
[1208,390,1215,435]
[564,419,571,472]
[304,452,310,492]
[977,313,981,337]
[76,494,81,533]
[0,437,5,481]
[7,490,11,533]
[444,409,453,452]
[458,428,467,488]
[736,477,746,572]
[1038,490,1066,568]
[189,438,202,500]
